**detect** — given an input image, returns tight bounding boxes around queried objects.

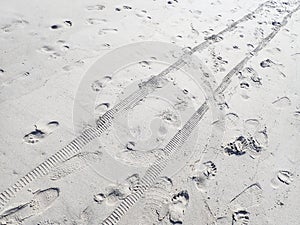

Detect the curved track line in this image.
[101,4,300,224]
[0,0,273,212]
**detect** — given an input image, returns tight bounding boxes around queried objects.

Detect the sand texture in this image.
[0,0,300,224]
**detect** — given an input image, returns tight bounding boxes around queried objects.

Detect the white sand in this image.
[0,0,300,224]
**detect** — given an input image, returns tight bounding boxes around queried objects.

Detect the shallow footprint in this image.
[49,151,102,181]
[73,207,94,225]
[86,4,105,11]
[229,183,262,209]
[272,96,291,108]
[141,177,173,224]
[0,188,59,224]
[116,148,166,167]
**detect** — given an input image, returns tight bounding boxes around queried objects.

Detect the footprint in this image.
[50,24,63,30]
[36,219,61,225]
[190,174,207,192]
[214,92,228,110]
[204,34,223,42]
[23,128,46,144]
[93,193,106,204]
[141,177,173,224]
[243,67,262,86]
[0,188,59,224]
[94,174,138,206]
[192,9,202,17]
[232,210,250,225]
[116,148,167,167]
[168,190,189,224]
[95,103,110,114]
[135,10,151,19]
[125,173,140,191]
[243,119,268,154]
[1,19,29,33]
[293,111,300,118]
[190,160,217,191]
[73,207,94,224]
[62,65,73,72]
[225,113,240,128]
[240,82,250,89]
[50,21,72,30]
[222,136,262,156]
[91,76,112,92]
[104,185,131,206]
[138,60,152,69]
[122,5,132,10]
[63,20,72,27]
[277,170,293,185]
[209,49,227,73]
[216,56,228,65]
[216,216,232,225]
[202,161,217,179]
[125,141,136,151]
[49,151,102,181]
[158,109,181,127]
[222,136,248,156]
[40,45,55,54]
[244,119,260,135]
[260,59,274,68]
[86,18,107,25]
[174,99,188,111]
[230,183,262,209]
[91,80,103,92]
[86,4,105,11]
[23,121,59,144]
[272,96,291,108]
[98,28,118,35]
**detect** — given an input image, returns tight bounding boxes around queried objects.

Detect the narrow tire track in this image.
[101,4,300,224]
[0,0,276,212]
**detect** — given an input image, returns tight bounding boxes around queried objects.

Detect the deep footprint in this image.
[223,136,262,156]
[168,190,189,224]
[23,121,59,144]
[232,210,250,225]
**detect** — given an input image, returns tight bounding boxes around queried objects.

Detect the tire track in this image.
[0,0,276,212]
[101,3,300,224]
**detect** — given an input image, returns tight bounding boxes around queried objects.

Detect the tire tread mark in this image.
[0,0,280,212]
[101,3,300,224]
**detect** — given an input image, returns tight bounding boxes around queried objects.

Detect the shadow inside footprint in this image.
[23,128,46,144]
[23,121,59,144]
[169,190,189,224]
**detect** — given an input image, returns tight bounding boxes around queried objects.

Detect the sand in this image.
[0,0,300,224]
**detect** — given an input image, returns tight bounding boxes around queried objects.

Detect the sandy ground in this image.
[0,0,300,224]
